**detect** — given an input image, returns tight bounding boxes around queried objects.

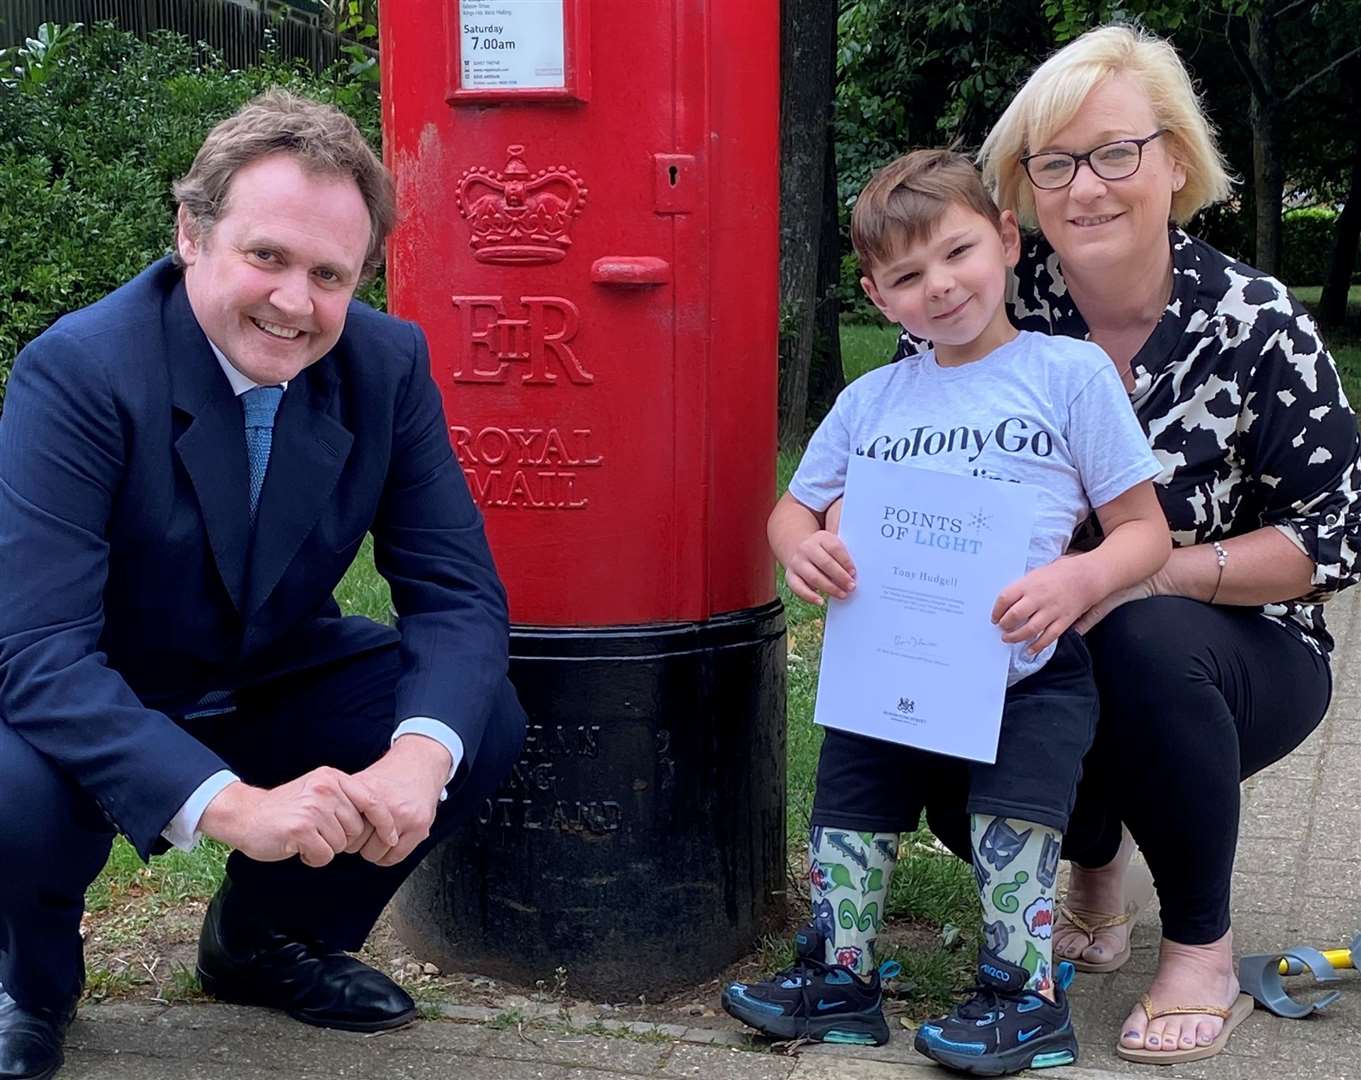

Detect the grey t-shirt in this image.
[790,330,1160,683]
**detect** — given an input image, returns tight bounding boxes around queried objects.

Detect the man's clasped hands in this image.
[198,735,453,869]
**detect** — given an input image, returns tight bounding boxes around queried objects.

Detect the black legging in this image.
[1067,596,1330,943]
[926,595,1331,945]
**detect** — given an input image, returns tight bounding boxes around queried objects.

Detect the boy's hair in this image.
[851,149,1003,276]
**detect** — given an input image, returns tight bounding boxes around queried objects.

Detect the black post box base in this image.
[392,600,788,1000]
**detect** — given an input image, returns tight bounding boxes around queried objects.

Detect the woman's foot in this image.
[1054,828,1141,969]
[1120,932,1240,1053]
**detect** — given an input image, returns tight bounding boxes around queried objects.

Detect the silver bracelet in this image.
[1209,541,1228,603]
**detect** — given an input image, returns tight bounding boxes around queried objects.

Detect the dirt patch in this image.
[81,894,951,1032]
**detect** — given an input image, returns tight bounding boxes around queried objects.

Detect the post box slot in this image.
[590,257,672,286]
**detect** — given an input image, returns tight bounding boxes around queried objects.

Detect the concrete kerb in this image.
[64,1000,1283,1080]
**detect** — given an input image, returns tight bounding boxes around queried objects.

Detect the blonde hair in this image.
[851,148,1003,274]
[173,89,395,278]
[979,24,1232,229]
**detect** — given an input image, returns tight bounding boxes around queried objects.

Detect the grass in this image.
[85,837,229,915]
[839,321,901,384]
[334,534,393,623]
[85,288,1358,1013]
[1293,286,1361,406]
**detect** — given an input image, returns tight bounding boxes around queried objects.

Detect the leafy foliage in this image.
[0,20,84,89]
[326,0,380,85]
[1279,207,1357,287]
[0,21,383,408]
[832,0,1359,309]
[833,1,1058,313]
[835,1,1054,213]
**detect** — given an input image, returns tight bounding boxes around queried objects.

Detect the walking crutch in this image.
[1239,932,1359,1018]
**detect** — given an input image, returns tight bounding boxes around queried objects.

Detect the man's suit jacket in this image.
[0,258,515,859]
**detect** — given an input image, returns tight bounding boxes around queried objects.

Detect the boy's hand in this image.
[1073,565,1176,634]
[784,530,856,606]
[992,558,1100,655]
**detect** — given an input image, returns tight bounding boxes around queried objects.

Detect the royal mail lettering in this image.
[450,426,603,468]
[455,427,603,511]
[464,468,588,509]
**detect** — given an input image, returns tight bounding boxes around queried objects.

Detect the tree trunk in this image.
[776,0,837,446]
[1320,68,1361,330]
[1249,11,1284,276]
[808,128,845,421]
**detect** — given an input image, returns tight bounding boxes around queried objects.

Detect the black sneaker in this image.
[721,925,891,1045]
[913,947,1078,1076]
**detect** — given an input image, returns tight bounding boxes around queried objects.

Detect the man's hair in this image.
[979,24,1232,230]
[851,149,1003,275]
[173,88,396,278]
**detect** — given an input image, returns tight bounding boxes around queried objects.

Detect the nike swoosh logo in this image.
[1017,1027,1043,1042]
[816,999,849,1012]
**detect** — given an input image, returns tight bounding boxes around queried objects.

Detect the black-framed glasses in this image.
[1021,130,1169,190]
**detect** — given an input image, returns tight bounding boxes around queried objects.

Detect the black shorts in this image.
[810,630,1098,834]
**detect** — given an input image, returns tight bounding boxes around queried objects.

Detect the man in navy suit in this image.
[0,91,526,1079]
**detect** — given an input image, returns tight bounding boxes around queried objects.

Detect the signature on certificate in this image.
[894,634,939,649]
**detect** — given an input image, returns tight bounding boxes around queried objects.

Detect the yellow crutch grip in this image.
[1278,948,1353,975]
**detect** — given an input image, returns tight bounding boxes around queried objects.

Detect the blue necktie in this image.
[241,385,284,522]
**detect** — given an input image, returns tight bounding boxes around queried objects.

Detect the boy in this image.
[721,150,1170,1075]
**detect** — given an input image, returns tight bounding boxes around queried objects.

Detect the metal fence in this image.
[0,0,376,72]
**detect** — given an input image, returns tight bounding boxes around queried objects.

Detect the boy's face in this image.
[861,204,1021,366]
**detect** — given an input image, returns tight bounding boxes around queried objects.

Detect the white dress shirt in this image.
[160,345,464,851]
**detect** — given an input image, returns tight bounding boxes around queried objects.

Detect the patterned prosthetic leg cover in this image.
[970,815,1062,993]
[808,827,899,976]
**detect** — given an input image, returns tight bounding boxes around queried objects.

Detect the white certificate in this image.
[814,456,1038,763]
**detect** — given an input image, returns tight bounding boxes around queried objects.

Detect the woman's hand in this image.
[1074,566,1176,635]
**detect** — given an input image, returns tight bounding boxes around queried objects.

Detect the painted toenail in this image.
[1124,1031,1140,1040]
[1147,1037,1159,1046]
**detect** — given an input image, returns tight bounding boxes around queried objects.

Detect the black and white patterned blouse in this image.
[895,226,1361,655]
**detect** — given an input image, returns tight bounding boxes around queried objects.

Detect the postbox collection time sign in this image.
[449,0,589,104]
[458,0,566,90]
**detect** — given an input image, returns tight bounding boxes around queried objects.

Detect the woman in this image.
[900,24,1361,1063]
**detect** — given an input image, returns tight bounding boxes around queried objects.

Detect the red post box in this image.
[382,0,784,997]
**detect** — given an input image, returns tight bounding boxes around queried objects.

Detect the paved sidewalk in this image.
[60,590,1361,1079]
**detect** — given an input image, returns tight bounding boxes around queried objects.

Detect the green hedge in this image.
[1181,204,1353,289]
[1278,207,1355,289]
[0,22,382,410]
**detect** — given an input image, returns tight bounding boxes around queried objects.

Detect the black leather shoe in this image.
[196,880,417,1033]
[0,986,75,1080]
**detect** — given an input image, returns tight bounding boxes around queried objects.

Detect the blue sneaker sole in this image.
[913,1026,1078,1076]
[720,988,890,1045]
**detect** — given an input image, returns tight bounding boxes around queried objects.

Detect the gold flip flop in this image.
[1115,992,1255,1065]
[1055,859,1155,973]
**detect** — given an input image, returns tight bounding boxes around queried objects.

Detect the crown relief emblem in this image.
[456,145,588,265]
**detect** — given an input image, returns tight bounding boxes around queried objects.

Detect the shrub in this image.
[1279,206,1354,289]
[0,22,382,409]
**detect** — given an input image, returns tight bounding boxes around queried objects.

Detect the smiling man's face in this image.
[178,152,372,385]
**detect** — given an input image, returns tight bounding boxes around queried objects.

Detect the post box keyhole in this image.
[668,165,679,187]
